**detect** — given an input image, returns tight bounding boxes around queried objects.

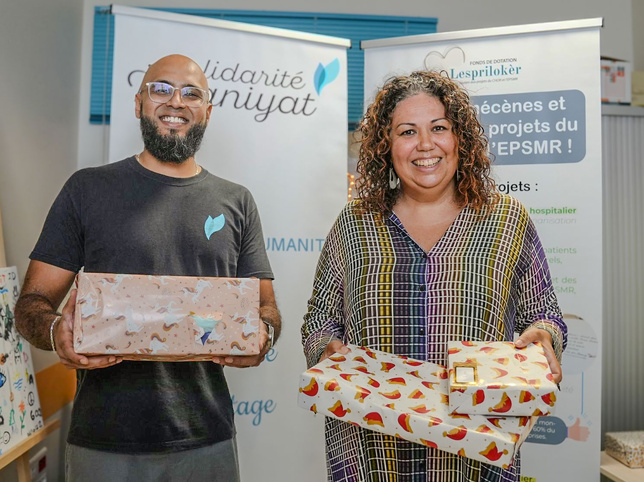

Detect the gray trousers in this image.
[65,438,240,482]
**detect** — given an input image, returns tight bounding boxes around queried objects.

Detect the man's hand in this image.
[318,339,350,363]
[55,289,122,370]
[212,319,272,368]
[515,327,562,384]
[213,278,281,368]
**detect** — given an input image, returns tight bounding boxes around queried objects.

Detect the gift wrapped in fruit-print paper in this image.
[74,272,260,361]
[298,345,536,469]
[447,341,558,417]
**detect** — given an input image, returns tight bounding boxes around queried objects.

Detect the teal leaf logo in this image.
[204,214,226,240]
[314,58,340,95]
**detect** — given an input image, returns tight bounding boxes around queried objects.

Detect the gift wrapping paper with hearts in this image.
[298,345,536,469]
[447,341,558,417]
[74,272,260,360]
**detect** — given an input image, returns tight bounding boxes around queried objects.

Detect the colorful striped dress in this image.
[301,194,566,482]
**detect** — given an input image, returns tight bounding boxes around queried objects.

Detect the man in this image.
[15,54,281,482]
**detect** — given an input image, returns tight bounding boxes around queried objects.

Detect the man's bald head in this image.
[139,54,209,92]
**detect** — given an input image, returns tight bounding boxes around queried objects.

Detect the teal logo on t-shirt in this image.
[204,214,226,240]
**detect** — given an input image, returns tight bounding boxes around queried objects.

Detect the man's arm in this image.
[15,260,122,369]
[212,278,281,368]
[15,260,75,350]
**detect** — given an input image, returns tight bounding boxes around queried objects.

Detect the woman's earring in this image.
[389,168,399,190]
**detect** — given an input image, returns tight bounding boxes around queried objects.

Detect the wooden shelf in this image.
[0,419,61,481]
[600,451,643,482]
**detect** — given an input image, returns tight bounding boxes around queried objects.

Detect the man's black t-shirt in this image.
[31,157,273,453]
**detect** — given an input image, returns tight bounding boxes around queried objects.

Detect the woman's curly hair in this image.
[355,70,498,214]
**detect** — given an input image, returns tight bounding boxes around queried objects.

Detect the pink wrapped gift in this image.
[447,341,558,416]
[74,272,260,360]
[298,345,536,469]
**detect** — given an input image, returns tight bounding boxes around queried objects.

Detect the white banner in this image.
[110,7,348,481]
[363,19,602,482]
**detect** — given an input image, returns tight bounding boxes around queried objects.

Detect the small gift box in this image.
[74,272,260,361]
[298,345,536,469]
[605,431,644,468]
[447,341,558,416]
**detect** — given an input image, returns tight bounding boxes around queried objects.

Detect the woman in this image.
[301,71,566,482]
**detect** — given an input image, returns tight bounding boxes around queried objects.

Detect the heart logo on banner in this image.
[423,46,466,71]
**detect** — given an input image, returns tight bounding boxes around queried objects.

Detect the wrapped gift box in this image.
[74,272,260,361]
[298,345,536,469]
[605,431,644,468]
[447,341,557,417]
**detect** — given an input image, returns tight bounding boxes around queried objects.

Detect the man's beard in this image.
[139,115,207,164]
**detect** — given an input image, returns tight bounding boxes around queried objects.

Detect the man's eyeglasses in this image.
[142,82,211,107]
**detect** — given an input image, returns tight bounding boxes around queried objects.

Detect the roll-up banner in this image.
[109,6,349,480]
[363,19,602,481]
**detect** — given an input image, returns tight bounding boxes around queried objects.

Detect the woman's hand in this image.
[515,328,562,384]
[318,339,350,363]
